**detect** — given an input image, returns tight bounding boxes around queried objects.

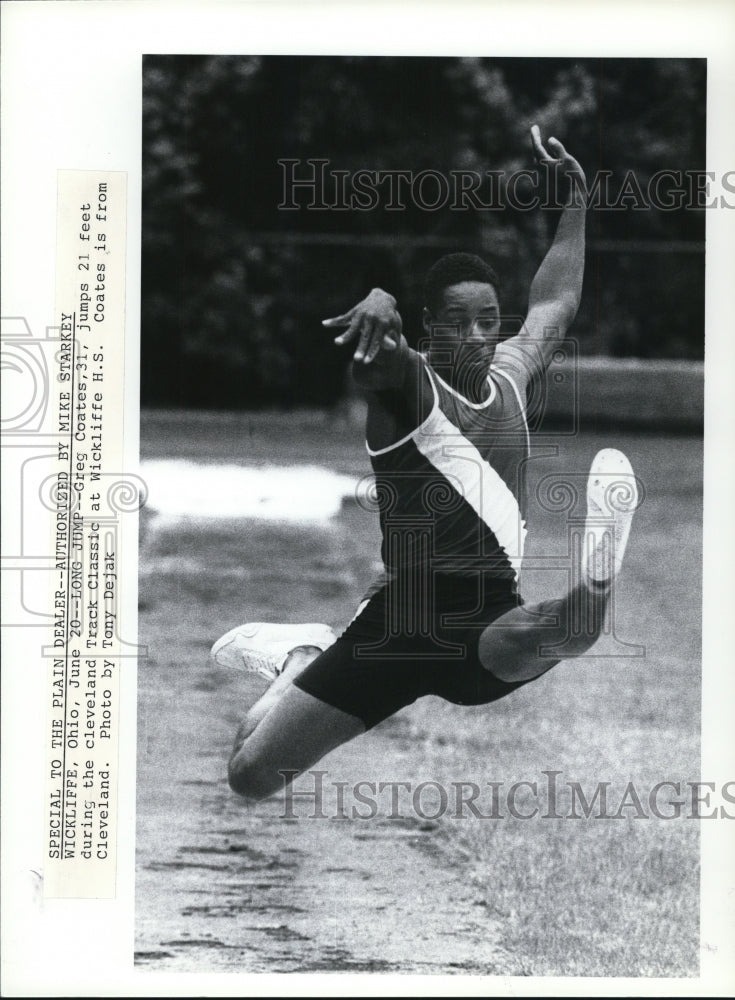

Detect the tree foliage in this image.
[142,56,706,408]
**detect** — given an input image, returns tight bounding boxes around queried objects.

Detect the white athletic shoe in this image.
[209,621,337,680]
[584,448,640,587]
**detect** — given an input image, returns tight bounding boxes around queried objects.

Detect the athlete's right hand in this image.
[323,288,403,364]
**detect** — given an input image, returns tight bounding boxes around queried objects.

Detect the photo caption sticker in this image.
[44,170,130,898]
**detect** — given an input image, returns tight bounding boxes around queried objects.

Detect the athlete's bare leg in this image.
[478,579,610,682]
[235,645,322,737]
[227,645,365,801]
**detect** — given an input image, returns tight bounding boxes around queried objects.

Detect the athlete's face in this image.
[424,281,501,393]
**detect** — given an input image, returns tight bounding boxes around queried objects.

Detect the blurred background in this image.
[141,55,705,411]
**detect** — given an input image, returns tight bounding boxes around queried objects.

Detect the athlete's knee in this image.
[478,627,559,683]
[228,769,271,802]
[228,753,281,801]
[478,626,525,673]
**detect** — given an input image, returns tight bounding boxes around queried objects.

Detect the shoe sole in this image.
[585,448,639,584]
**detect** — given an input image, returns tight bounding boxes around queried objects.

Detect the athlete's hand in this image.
[323,287,402,364]
[530,124,586,194]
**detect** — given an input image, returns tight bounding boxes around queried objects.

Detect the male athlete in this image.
[213,126,640,801]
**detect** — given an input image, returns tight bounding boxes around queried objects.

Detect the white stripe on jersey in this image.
[432,369,497,410]
[490,364,531,458]
[366,364,440,457]
[414,405,527,579]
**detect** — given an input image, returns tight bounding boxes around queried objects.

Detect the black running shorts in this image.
[293,572,531,729]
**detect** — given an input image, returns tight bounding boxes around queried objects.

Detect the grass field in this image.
[136,410,702,976]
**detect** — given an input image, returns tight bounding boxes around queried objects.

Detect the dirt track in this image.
[135,681,515,974]
[135,427,702,976]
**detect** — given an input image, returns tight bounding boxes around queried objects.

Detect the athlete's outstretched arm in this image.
[494,125,587,392]
[323,288,433,449]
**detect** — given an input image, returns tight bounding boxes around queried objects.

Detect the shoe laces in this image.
[237,642,279,677]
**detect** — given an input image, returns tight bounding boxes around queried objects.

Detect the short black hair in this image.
[423,253,500,315]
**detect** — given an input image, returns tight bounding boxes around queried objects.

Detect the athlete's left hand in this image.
[323,287,402,364]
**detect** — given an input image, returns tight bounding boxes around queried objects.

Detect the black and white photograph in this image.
[136,53,707,975]
[1,2,734,995]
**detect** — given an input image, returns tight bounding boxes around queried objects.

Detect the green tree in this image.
[142,56,705,408]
